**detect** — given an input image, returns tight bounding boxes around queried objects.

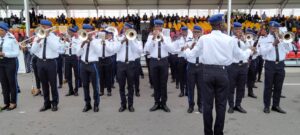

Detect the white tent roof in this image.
[1,0,300,10]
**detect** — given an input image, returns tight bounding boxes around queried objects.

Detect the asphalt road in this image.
[0,67,300,135]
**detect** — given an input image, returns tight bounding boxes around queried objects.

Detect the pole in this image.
[227,0,232,35]
[24,0,30,37]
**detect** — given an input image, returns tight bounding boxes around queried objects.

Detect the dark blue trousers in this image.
[0,58,18,104]
[202,65,229,135]
[227,63,248,107]
[80,62,100,106]
[263,61,285,108]
[187,63,203,108]
[64,55,80,93]
[37,59,59,106]
[247,59,257,95]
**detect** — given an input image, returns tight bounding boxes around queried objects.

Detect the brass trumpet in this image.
[245,34,254,42]
[78,29,97,41]
[154,34,162,42]
[125,29,137,40]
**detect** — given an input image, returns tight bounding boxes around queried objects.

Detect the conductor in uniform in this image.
[144,19,175,112]
[185,14,255,135]
[31,20,61,112]
[260,21,292,114]
[0,22,20,111]
[76,24,101,112]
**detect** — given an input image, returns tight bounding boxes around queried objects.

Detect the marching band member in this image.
[183,25,203,113]
[0,22,20,111]
[31,42,43,96]
[63,26,81,97]
[114,23,143,112]
[175,26,192,97]
[76,24,101,112]
[260,21,293,114]
[245,28,259,99]
[144,19,175,112]
[227,22,250,114]
[98,30,115,97]
[31,20,61,112]
[183,14,255,135]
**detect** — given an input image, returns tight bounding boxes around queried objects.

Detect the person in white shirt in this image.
[113,23,143,112]
[227,22,250,114]
[260,21,293,114]
[182,25,203,113]
[175,26,192,97]
[76,24,101,113]
[98,30,116,97]
[144,19,175,112]
[31,20,61,112]
[245,28,260,99]
[63,26,81,97]
[0,22,20,111]
[183,14,255,135]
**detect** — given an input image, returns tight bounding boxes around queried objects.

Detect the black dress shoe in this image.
[187,107,194,113]
[161,105,171,112]
[198,108,203,113]
[65,92,74,96]
[40,105,51,112]
[128,106,135,112]
[280,95,286,98]
[99,92,104,96]
[150,104,160,112]
[82,105,92,112]
[74,92,79,96]
[234,106,247,113]
[94,106,99,112]
[248,93,257,98]
[1,105,9,111]
[107,92,112,96]
[178,93,184,97]
[7,104,17,111]
[253,85,258,88]
[52,105,58,112]
[263,107,270,113]
[228,107,234,113]
[119,106,127,112]
[135,92,140,97]
[271,106,286,114]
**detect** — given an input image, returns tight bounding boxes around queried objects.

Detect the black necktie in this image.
[158,41,161,59]
[102,41,105,58]
[196,57,199,64]
[69,40,72,55]
[125,40,128,62]
[275,45,279,62]
[0,39,4,59]
[42,38,47,59]
[85,41,90,62]
[237,40,243,64]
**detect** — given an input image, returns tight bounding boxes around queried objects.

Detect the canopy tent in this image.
[1,0,299,10]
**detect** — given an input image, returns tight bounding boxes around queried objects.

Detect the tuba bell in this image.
[125,29,137,40]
